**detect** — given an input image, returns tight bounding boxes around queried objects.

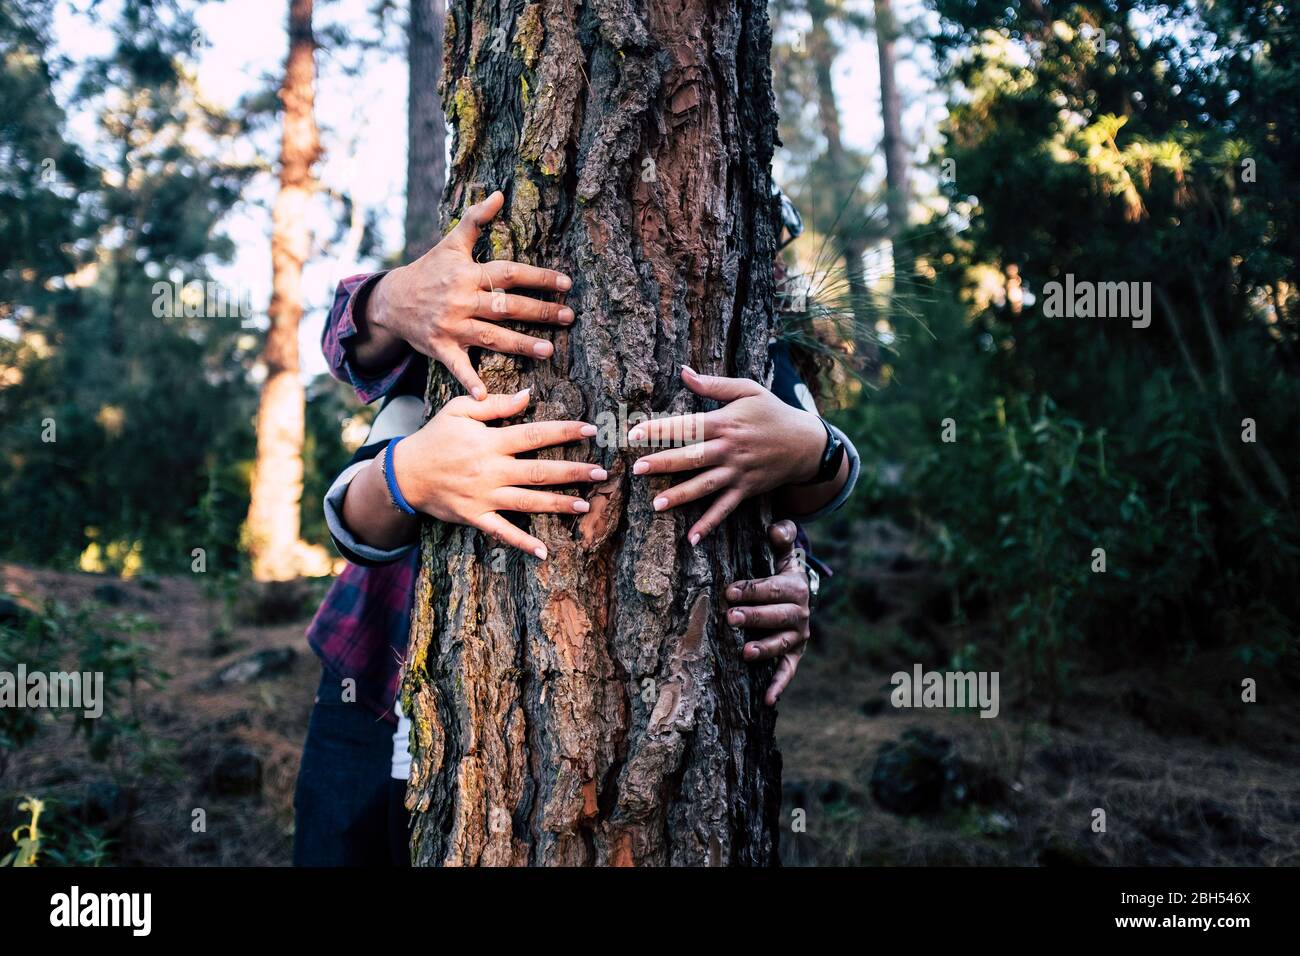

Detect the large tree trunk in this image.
[246,0,320,582]
[403,0,783,866]
[403,0,446,261]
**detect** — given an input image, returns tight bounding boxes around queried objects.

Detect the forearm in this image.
[777,450,851,518]
[340,456,420,551]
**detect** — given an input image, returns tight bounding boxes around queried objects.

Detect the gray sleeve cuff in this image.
[324,458,417,564]
[792,423,860,522]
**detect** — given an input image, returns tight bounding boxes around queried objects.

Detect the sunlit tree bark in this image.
[247,0,320,582]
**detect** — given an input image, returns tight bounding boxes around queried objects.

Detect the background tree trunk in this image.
[873,0,910,274]
[403,0,446,261]
[807,0,876,369]
[246,0,320,581]
[403,0,783,866]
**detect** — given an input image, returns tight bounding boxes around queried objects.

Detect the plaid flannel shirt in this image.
[306,272,425,723]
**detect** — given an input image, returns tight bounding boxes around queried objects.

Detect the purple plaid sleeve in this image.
[322,271,416,404]
[305,550,418,724]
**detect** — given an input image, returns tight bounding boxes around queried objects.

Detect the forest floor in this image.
[2,558,1297,867]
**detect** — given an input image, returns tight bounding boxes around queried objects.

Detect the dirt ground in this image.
[2,561,1297,866]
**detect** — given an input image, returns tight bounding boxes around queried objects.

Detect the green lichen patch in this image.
[448,76,481,169]
[516,4,545,70]
[510,172,541,250]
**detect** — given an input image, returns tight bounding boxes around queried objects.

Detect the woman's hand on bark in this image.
[627,365,826,544]
[392,389,605,559]
[725,521,811,706]
[369,191,574,400]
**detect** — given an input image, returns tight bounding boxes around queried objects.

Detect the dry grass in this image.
[777,647,1300,866]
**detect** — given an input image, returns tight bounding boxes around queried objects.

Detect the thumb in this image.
[454,387,531,422]
[681,365,764,403]
[768,519,798,553]
[769,520,801,569]
[445,190,505,254]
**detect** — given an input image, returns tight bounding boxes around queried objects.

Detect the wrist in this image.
[352,270,406,372]
[383,437,419,515]
[791,411,829,483]
[367,269,399,337]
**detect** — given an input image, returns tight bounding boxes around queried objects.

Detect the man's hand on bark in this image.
[362,190,575,399]
[725,520,811,706]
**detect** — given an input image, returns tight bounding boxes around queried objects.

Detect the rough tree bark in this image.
[246,0,321,582]
[403,0,447,261]
[402,0,784,866]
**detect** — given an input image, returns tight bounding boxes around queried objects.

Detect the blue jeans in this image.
[292,668,410,866]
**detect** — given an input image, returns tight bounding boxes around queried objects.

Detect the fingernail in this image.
[534,545,547,560]
[557,275,572,291]
[653,496,668,512]
[590,467,608,481]
[628,429,644,442]
[726,586,741,601]
[681,364,696,376]
[632,460,648,476]
[533,341,553,358]
[514,387,530,399]
[745,644,758,659]
[580,424,598,437]
[572,499,590,513]
[689,532,701,547]
[473,386,487,400]
[559,307,575,323]
[729,609,745,625]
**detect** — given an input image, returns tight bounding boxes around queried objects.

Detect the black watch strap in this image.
[799,418,845,486]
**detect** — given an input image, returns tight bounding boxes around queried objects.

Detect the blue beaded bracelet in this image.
[382,437,417,516]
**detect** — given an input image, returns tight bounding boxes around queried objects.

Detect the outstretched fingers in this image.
[465,319,554,360]
[447,388,531,421]
[679,364,764,402]
[649,467,732,514]
[505,458,608,486]
[494,487,590,516]
[479,261,574,295]
[685,488,745,546]
[498,419,597,454]
[626,412,711,446]
[633,439,725,477]
[764,654,800,706]
[475,511,547,561]
[438,346,489,402]
[743,630,806,662]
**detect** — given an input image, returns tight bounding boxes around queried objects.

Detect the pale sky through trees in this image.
[43,0,941,381]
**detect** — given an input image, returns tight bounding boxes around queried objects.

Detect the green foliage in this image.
[821,0,1300,695]
[0,600,169,770]
[0,0,354,574]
